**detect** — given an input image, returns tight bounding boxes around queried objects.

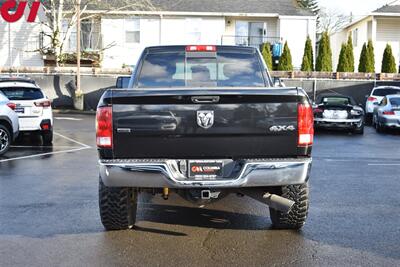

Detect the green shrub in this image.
[337,43,349,72]
[381,44,397,73]
[316,31,332,72]
[301,36,314,71]
[261,43,273,70]
[346,35,355,72]
[366,40,375,73]
[277,41,293,71]
[358,43,368,73]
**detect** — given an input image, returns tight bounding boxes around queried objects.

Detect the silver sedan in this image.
[373,95,400,133]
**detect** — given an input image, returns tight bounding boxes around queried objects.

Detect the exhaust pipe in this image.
[263,193,295,214]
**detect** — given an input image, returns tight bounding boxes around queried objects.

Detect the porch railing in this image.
[39,31,103,53]
[221,35,281,48]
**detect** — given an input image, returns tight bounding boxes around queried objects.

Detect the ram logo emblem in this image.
[197,111,214,129]
[269,125,296,132]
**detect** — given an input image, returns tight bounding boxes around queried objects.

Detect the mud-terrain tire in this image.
[269,183,309,230]
[99,177,138,231]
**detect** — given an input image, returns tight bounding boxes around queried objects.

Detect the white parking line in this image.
[0,147,89,163]
[0,131,91,163]
[54,132,91,148]
[10,145,81,149]
[368,163,400,166]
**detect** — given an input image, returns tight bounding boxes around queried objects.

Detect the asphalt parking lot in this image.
[0,114,400,267]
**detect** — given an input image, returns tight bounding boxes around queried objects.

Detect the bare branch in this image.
[318,8,351,34]
[39,0,156,66]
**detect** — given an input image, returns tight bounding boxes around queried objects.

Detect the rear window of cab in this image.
[0,87,44,101]
[136,51,266,88]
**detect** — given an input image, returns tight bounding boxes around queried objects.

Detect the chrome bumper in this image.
[99,158,312,188]
[315,118,362,123]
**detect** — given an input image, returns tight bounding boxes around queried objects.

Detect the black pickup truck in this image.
[96,45,314,230]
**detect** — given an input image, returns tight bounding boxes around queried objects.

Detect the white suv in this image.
[0,77,53,144]
[365,86,400,123]
[0,91,19,156]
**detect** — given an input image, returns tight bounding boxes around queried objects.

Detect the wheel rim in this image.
[0,128,9,153]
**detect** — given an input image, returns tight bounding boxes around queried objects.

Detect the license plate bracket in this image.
[188,160,224,179]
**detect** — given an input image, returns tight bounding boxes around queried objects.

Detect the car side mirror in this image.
[273,77,283,87]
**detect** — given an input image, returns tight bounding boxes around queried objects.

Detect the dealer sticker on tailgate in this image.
[189,160,224,179]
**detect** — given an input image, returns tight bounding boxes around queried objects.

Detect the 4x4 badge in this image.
[197,111,214,129]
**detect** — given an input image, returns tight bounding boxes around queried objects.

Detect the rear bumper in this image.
[380,117,400,128]
[19,117,52,132]
[99,158,312,188]
[315,118,363,129]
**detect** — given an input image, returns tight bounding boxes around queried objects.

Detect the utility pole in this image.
[76,0,81,95]
[8,23,12,71]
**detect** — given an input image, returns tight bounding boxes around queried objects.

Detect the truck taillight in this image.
[6,102,16,110]
[298,103,314,147]
[34,100,52,108]
[186,45,217,52]
[96,106,113,148]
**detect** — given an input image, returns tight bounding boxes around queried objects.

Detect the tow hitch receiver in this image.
[201,190,221,200]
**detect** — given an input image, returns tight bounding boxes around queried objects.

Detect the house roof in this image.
[373,5,400,13]
[89,0,314,16]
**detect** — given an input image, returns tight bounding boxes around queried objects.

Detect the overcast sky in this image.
[318,0,395,16]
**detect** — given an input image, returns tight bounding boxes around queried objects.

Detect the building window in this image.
[352,29,358,47]
[235,21,267,47]
[125,19,140,44]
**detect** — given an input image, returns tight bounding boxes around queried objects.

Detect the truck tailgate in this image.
[108,88,302,159]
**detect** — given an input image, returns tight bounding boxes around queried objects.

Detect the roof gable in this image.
[374,5,400,13]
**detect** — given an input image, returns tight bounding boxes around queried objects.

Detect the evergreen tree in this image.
[381,44,397,73]
[297,0,319,15]
[337,43,349,72]
[301,36,314,71]
[366,40,375,73]
[316,31,333,72]
[346,35,355,72]
[358,43,368,73]
[261,43,273,70]
[277,41,293,71]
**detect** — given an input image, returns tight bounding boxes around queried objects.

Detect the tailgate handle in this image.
[191,96,220,104]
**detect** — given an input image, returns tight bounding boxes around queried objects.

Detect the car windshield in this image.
[389,97,400,106]
[0,87,44,100]
[321,97,350,105]
[373,88,400,96]
[137,51,266,88]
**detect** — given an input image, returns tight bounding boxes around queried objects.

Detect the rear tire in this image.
[365,114,373,125]
[42,131,53,145]
[0,124,11,156]
[99,177,138,231]
[375,121,384,133]
[354,126,364,135]
[269,183,309,230]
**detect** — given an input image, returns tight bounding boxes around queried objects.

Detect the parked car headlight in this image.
[351,110,362,116]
